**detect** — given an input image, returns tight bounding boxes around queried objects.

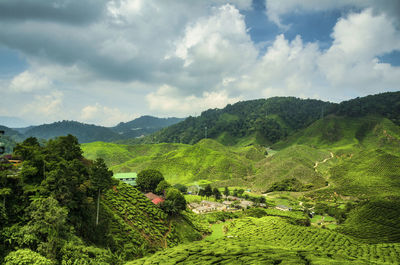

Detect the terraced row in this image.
[226,216,400,264]
[104,182,179,248]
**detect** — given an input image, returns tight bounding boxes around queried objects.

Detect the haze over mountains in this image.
[0,116,184,144]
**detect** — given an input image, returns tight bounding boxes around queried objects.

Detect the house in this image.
[276,205,292,211]
[239,200,254,209]
[113,172,137,186]
[151,197,165,205]
[144,192,165,205]
[192,206,212,214]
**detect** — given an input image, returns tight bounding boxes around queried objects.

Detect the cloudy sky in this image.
[0,0,399,127]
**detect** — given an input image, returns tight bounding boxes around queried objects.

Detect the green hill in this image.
[249,145,330,192]
[0,125,24,154]
[102,182,208,256]
[83,139,266,185]
[338,198,400,243]
[127,97,335,146]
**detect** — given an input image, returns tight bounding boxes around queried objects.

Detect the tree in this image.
[161,188,186,215]
[233,188,238,197]
[213,188,221,200]
[198,189,205,198]
[223,187,230,197]
[20,196,70,260]
[204,184,212,199]
[155,180,170,196]
[4,249,53,265]
[45,135,82,161]
[173,183,188,194]
[90,158,113,225]
[136,169,164,193]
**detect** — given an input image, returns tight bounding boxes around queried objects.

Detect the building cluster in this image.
[188,197,255,214]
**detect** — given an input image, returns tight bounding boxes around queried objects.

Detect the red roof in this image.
[152,197,165,205]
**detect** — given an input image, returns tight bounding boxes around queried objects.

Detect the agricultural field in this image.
[103,182,178,250]
[338,199,400,243]
[126,237,367,265]
[103,182,209,253]
[225,216,400,264]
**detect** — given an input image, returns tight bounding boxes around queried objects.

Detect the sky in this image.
[0,0,399,127]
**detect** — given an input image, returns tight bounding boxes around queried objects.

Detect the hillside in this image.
[82,139,266,185]
[128,215,400,264]
[127,97,335,146]
[0,125,24,153]
[0,135,208,264]
[102,182,207,255]
[272,115,400,198]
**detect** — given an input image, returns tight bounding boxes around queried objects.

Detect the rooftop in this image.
[113,172,137,179]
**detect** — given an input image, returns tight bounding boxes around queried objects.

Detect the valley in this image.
[1,92,400,264]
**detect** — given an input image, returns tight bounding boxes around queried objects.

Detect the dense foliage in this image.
[0,135,205,265]
[134,97,335,145]
[0,135,118,264]
[136,169,165,193]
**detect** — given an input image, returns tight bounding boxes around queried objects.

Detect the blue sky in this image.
[0,0,399,127]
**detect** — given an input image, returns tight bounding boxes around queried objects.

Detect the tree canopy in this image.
[136,169,165,193]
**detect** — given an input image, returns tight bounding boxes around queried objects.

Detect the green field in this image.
[127,214,400,264]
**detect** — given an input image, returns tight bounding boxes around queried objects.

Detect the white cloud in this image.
[80,103,137,126]
[9,70,52,92]
[174,4,257,69]
[265,0,400,29]
[230,8,400,101]
[319,9,400,93]
[21,90,64,119]
[146,84,241,117]
[1,1,399,125]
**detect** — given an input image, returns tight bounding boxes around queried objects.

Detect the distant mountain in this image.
[125,92,400,146]
[0,116,31,128]
[20,116,185,143]
[23,120,120,143]
[111,115,184,139]
[0,125,24,153]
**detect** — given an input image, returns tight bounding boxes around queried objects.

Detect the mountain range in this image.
[0,116,184,152]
